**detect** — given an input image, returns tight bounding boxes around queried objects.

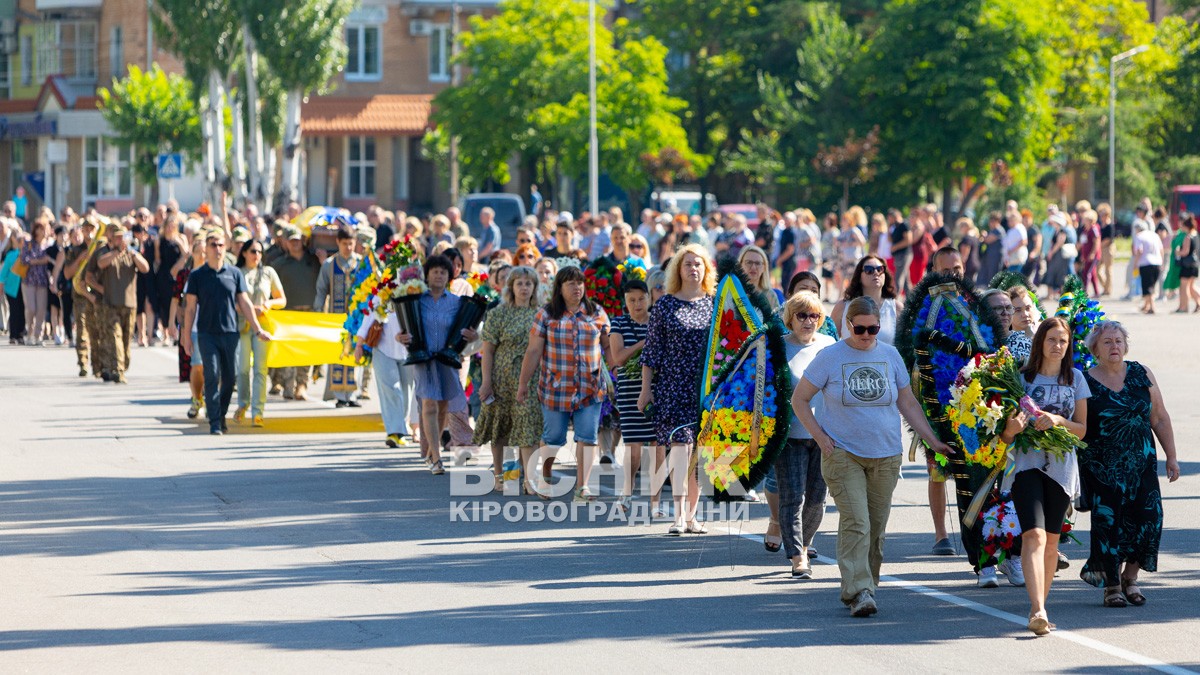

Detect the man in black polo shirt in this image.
[182,231,272,435]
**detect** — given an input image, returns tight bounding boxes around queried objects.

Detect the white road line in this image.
[719,526,1195,674]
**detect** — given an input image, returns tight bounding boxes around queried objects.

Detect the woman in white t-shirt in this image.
[776,291,835,579]
[998,317,1089,636]
[792,296,951,617]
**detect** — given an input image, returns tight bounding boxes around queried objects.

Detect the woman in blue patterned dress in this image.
[1080,321,1181,607]
[638,244,716,534]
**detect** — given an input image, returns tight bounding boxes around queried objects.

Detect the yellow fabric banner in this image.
[261,310,358,368]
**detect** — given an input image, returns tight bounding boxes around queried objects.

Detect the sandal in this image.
[792,555,812,579]
[430,461,445,475]
[524,479,550,500]
[685,520,708,534]
[1103,586,1127,608]
[1027,612,1050,636]
[764,519,782,553]
[493,474,504,492]
[1122,578,1146,606]
[668,521,684,536]
[615,496,633,514]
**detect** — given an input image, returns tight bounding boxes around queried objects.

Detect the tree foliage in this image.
[432,0,705,197]
[98,65,203,189]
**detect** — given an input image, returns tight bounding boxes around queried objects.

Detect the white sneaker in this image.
[978,566,999,588]
[998,557,1026,586]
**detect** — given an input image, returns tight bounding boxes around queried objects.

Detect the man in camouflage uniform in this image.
[88,222,149,382]
[64,219,100,376]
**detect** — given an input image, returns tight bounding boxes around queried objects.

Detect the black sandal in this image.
[1122,578,1146,606]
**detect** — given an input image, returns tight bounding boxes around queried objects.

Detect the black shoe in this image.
[441,429,451,451]
[600,454,613,465]
[335,400,349,408]
[347,400,362,408]
[101,372,113,382]
[220,420,228,432]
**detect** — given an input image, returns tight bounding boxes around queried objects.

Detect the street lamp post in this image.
[588,0,599,218]
[1110,45,1149,212]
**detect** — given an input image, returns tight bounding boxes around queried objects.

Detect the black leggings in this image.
[1012,469,1070,535]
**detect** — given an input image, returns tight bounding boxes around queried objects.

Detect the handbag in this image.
[12,258,28,278]
[1059,243,1078,259]
[363,321,383,348]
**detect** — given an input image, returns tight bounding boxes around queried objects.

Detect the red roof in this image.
[301,95,433,137]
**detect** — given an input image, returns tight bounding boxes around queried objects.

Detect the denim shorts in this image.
[190,330,202,367]
[542,402,602,447]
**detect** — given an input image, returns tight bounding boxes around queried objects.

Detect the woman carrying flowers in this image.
[474,266,544,495]
[638,244,716,533]
[998,316,1090,635]
[792,296,951,617]
[778,291,835,579]
[609,279,655,513]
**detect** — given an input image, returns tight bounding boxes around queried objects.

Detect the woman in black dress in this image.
[609,280,655,513]
[155,215,187,344]
[1080,321,1181,607]
[638,244,716,534]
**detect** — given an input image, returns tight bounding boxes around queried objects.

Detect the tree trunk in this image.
[243,24,263,209]
[840,179,850,216]
[278,87,303,207]
[942,175,954,221]
[208,69,228,209]
[231,86,248,207]
[263,146,278,215]
[201,80,216,207]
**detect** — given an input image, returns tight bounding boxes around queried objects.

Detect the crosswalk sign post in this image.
[157,153,183,201]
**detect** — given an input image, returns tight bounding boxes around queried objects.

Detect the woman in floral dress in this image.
[639,244,716,534]
[474,266,544,494]
[1080,321,1181,607]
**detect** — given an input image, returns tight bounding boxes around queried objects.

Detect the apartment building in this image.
[301,0,502,215]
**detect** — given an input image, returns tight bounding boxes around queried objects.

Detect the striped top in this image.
[611,313,655,442]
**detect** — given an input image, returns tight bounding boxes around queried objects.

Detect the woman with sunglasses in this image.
[792,296,951,617]
[831,255,902,344]
[234,240,286,426]
[777,291,836,578]
[628,234,651,265]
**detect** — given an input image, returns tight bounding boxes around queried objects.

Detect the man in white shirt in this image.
[1003,216,1028,273]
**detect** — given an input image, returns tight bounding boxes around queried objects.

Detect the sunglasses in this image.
[862,264,885,275]
[630,243,645,250]
[795,312,822,321]
[851,323,881,336]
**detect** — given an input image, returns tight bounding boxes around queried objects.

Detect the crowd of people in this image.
[0,194,1184,633]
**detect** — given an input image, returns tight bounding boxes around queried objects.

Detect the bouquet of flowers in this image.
[584,257,625,317]
[979,496,1021,567]
[617,257,648,283]
[945,347,1085,468]
[351,237,426,322]
[466,270,489,292]
[618,348,642,379]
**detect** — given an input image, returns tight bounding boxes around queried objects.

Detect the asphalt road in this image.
[2,290,1198,673]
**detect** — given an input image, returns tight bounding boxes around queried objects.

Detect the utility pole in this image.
[1109,45,1149,212]
[448,3,461,208]
[587,0,598,218]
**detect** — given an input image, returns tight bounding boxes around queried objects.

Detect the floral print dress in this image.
[642,293,714,446]
[473,305,542,448]
[1079,361,1163,588]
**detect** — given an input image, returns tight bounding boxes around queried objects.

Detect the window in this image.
[36,20,97,81]
[0,52,9,98]
[84,138,132,200]
[20,34,31,86]
[110,26,124,79]
[429,24,451,82]
[11,142,24,195]
[345,24,381,80]
[345,136,376,198]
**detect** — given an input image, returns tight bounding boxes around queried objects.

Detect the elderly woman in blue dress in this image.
[395,254,479,475]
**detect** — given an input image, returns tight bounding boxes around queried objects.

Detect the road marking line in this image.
[719,526,1194,674]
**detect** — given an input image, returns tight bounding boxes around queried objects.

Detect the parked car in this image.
[716,203,761,228]
[648,187,718,217]
[461,193,527,250]
[1169,185,1200,230]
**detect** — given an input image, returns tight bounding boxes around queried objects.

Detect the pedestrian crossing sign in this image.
[157,153,183,180]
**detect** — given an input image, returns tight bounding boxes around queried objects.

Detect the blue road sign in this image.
[157,153,183,180]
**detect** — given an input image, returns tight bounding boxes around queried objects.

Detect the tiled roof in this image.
[302,95,433,136]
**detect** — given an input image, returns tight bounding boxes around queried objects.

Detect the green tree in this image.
[433,0,705,205]
[860,0,1054,215]
[98,65,203,202]
[245,0,353,206]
